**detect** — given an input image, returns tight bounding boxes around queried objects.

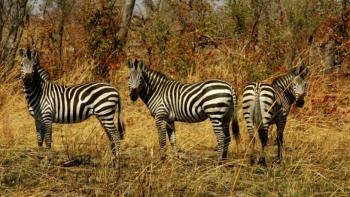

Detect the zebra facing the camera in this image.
[242,65,309,166]
[19,48,124,169]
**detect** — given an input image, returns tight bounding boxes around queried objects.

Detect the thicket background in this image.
[0,0,349,196]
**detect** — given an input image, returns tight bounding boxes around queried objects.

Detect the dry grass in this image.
[0,60,349,196]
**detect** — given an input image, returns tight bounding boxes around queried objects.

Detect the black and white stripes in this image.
[242,65,309,166]
[19,48,124,168]
[127,59,240,161]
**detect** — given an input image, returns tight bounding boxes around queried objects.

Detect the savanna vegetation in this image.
[0,0,349,196]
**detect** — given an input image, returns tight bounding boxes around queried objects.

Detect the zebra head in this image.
[291,65,309,107]
[127,59,145,102]
[19,48,39,85]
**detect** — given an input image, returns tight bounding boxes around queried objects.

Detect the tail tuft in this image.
[231,88,240,146]
[117,97,125,140]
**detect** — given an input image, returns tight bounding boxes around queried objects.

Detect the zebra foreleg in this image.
[258,127,268,167]
[43,121,53,163]
[166,121,177,157]
[155,118,167,161]
[35,120,44,161]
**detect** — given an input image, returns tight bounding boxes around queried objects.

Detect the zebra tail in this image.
[231,89,240,144]
[252,93,262,129]
[117,97,125,140]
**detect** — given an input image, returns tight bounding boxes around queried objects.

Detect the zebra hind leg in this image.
[166,121,178,158]
[98,116,121,169]
[211,119,230,163]
[258,127,269,167]
[275,119,286,163]
[247,127,255,165]
[222,123,231,161]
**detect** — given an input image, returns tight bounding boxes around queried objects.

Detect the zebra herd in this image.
[19,48,309,169]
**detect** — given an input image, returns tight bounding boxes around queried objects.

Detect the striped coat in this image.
[127,59,240,161]
[242,65,309,166]
[19,48,124,168]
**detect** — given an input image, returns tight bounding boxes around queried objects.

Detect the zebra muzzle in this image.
[23,74,34,85]
[130,89,139,101]
[296,99,305,107]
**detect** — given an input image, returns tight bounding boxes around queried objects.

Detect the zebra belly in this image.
[173,106,208,123]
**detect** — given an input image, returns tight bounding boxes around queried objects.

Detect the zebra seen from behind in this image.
[19,48,125,169]
[127,59,240,162]
[242,65,309,166]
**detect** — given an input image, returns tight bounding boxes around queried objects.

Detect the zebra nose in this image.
[130,89,139,101]
[23,73,33,83]
[296,99,305,107]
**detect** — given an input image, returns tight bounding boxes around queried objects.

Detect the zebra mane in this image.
[134,60,169,82]
[142,65,169,81]
[272,64,308,88]
[271,70,295,87]
[37,65,50,81]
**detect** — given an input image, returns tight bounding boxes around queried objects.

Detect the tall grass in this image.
[0,54,349,196]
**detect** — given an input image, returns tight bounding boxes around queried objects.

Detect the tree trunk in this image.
[144,0,155,18]
[0,0,4,40]
[57,3,66,69]
[0,0,28,79]
[116,0,136,54]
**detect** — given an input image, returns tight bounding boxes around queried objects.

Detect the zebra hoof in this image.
[160,155,167,162]
[250,156,255,165]
[272,158,282,164]
[258,157,267,167]
[37,154,44,160]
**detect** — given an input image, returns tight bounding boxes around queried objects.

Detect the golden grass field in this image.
[0,61,349,196]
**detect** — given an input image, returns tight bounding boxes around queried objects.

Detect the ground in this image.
[0,65,349,196]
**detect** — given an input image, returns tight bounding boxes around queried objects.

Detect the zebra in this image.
[19,48,125,168]
[127,59,240,161]
[242,65,309,166]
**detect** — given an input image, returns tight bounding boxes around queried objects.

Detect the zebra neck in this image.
[23,73,43,103]
[139,68,169,106]
[272,74,295,106]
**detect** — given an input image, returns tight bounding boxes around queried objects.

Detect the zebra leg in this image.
[166,121,177,157]
[258,127,269,167]
[275,118,286,163]
[210,119,229,162]
[35,120,44,161]
[107,129,121,169]
[155,117,167,161]
[222,123,231,160]
[43,120,53,163]
[247,127,255,165]
[98,116,121,169]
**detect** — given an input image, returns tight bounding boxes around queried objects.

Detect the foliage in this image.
[84,0,122,75]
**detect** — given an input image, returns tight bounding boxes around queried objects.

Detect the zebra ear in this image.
[126,59,134,69]
[32,49,40,63]
[300,66,310,80]
[19,48,25,57]
[26,48,31,59]
[136,60,143,72]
